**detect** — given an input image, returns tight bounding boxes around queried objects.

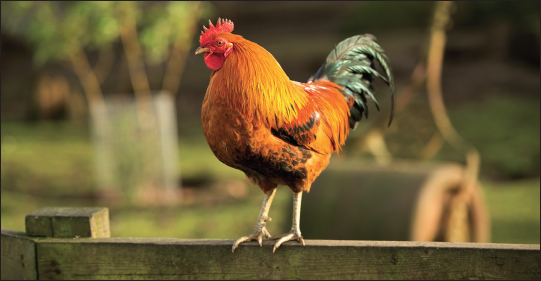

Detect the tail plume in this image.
[311,34,395,128]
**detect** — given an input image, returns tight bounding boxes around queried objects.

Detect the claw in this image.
[232,236,252,253]
[270,231,304,253]
[231,226,272,253]
[273,233,294,253]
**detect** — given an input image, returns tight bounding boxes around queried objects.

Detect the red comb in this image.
[199,18,234,47]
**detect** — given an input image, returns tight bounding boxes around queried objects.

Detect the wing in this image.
[270,80,350,154]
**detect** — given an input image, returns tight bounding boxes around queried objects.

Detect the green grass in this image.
[1,118,539,244]
[482,178,540,244]
[1,120,95,195]
[1,120,244,195]
[0,182,292,239]
[109,188,292,239]
[2,175,539,244]
[0,119,289,239]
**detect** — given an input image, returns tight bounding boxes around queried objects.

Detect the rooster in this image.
[196,19,394,252]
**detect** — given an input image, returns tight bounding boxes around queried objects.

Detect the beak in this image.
[195,46,210,55]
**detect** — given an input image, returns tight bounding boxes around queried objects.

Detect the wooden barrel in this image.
[285,160,490,242]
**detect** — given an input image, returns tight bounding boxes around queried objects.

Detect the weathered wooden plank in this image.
[36,238,540,280]
[1,228,38,280]
[25,207,110,238]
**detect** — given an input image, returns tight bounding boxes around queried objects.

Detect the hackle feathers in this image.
[209,33,312,128]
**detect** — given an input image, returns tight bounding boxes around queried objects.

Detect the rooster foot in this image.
[232,226,272,253]
[269,230,305,253]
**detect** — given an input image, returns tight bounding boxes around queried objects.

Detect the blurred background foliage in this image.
[1,1,539,244]
[1,1,211,66]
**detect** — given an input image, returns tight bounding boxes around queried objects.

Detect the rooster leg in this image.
[269,191,305,252]
[232,188,276,253]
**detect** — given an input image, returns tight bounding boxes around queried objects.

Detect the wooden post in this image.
[25,207,110,238]
[1,229,38,280]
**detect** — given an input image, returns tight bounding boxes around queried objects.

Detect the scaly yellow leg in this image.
[269,191,305,252]
[232,188,276,253]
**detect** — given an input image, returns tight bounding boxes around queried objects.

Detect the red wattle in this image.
[204,52,225,70]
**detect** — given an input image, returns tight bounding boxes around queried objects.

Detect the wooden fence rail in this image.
[2,207,539,280]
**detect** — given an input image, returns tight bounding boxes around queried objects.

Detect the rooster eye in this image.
[217,41,224,46]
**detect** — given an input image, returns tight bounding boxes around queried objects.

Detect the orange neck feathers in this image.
[209,34,309,128]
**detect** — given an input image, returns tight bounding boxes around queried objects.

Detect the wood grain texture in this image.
[35,238,540,280]
[25,207,110,238]
[1,229,38,280]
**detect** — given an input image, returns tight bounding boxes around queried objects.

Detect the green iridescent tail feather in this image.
[311,34,395,128]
